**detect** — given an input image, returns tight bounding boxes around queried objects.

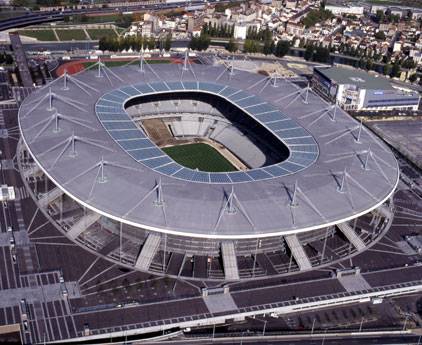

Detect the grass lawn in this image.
[86,29,117,40]
[83,59,171,68]
[56,29,88,41]
[18,30,57,41]
[163,143,237,172]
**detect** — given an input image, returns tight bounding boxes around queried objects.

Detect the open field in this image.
[56,29,88,41]
[162,143,237,172]
[18,29,57,41]
[86,28,117,40]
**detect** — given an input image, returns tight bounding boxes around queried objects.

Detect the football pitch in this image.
[162,143,237,172]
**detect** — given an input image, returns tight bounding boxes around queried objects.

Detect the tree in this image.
[243,39,260,53]
[408,73,418,83]
[383,63,392,76]
[116,14,133,29]
[313,46,330,63]
[201,23,209,36]
[147,36,156,50]
[374,31,386,40]
[274,40,290,58]
[5,54,13,65]
[390,62,401,78]
[164,34,172,51]
[401,58,416,69]
[263,39,273,55]
[304,45,314,61]
[225,38,238,53]
[302,8,334,28]
[189,35,210,51]
[375,10,385,23]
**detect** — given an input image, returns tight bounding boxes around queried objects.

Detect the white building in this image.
[312,66,420,111]
[0,185,15,201]
[233,24,247,40]
[325,5,364,16]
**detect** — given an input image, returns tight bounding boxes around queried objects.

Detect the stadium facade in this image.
[18,61,399,281]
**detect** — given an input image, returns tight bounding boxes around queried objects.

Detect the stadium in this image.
[17,59,399,281]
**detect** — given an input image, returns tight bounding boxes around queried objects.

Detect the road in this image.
[132,333,422,345]
[0,0,226,31]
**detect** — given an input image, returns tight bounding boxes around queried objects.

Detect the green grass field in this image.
[86,29,117,40]
[18,30,57,41]
[162,143,237,173]
[56,29,88,41]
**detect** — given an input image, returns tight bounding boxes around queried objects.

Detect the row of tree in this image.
[99,35,171,52]
[375,9,404,24]
[201,23,234,38]
[188,35,211,51]
[304,44,331,63]
[246,27,272,42]
[226,38,290,57]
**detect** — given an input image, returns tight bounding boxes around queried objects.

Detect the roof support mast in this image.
[183,50,189,71]
[356,119,363,143]
[62,70,68,90]
[139,48,145,73]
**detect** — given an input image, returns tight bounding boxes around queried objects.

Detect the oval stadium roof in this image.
[18,63,399,239]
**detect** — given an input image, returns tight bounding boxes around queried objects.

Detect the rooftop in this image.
[315,66,394,90]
